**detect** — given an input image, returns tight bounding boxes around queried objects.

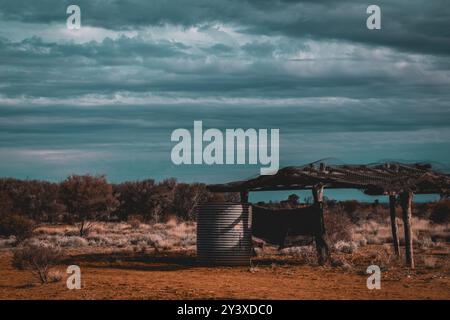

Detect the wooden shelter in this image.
[207,161,450,268]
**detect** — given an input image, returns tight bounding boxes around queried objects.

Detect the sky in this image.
[0,1,449,201]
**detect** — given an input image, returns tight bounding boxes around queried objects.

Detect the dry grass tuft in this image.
[23,219,197,253]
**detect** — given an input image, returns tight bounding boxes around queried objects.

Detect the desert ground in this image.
[0,219,449,300]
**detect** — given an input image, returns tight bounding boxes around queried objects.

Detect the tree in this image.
[113,178,178,222]
[280,194,300,208]
[173,183,209,220]
[0,179,64,222]
[207,192,239,203]
[59,175,119,236]
[114,179,156,220]
[0,214,35,243]
[430,199,450,223]
[0,189,12,217]
[341,200,359,215]
[146,178,177,222]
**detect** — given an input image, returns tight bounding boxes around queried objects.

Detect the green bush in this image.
[0,214,35,242]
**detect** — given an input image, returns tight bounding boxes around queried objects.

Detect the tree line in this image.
[0,175,238,227]
[1,174,448,240]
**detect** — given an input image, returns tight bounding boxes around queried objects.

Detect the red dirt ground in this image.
[0,246,449,300]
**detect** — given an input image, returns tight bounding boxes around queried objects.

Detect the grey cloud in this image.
[0,0,449,55]
[0,0,449,182]
[1,34,448,100]
[1,100,449,182]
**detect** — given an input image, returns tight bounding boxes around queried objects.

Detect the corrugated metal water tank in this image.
[196,202,252,266]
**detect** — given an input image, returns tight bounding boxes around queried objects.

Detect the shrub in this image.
[0,214,35,243]
[324,210,353,243]
[330,257,353,270]
[114,179,156,221]
[207,192,240,203]
[279,246,316,264]
[280,194,300,208]
[334,240,358,254]
[114,178,177,222]
[415,202,431,219]
[147,178,177,222]
[12,243,62,284]
[341,200,359,215]
[173,183,208,220]
[429,200,450,224]
[0,189,13,216]
[55,235,89,247]
[128,216,142,229]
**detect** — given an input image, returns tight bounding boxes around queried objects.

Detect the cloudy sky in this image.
[0,1,449,198]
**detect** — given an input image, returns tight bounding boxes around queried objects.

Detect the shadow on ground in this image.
[62,251,198,271]
[61,250,319,272]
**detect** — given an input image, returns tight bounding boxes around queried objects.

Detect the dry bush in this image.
[0,236,16,248]
[366,244,398,270]
[330,256,353,270]
[75,221,95,237]
[253,247,264,257]
[279,246,317,264]
[25,220,197,253]
[324,210,353,243]
[52,235,88,247]
[358,219,392,245]
[63,229,80,237]
[128,215,142,229]
[353,218,392,246]
[129,219,141,230]
[12,242,62,284]
[341,200,359,215]
[429,200,450,224]
[334,240,359,254]
[415,202,432,219]
[417,236,434,249]
[0,214,35,244]
[173,183,209,220]
[252,237,265,250]
[352,216,450,248]
[419,256,439,269]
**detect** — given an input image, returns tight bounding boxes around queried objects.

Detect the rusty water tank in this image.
[196,202,252,266]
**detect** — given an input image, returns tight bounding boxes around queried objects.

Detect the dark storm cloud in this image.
[1,100,449,182]
[0,0,449,182]
[0,0,449,55]
[0,35,448,100]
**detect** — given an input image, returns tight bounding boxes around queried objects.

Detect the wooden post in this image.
[240,190,249,203]
[400,191,414,268]
[388,194,400,256]
[312,185,330,266]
